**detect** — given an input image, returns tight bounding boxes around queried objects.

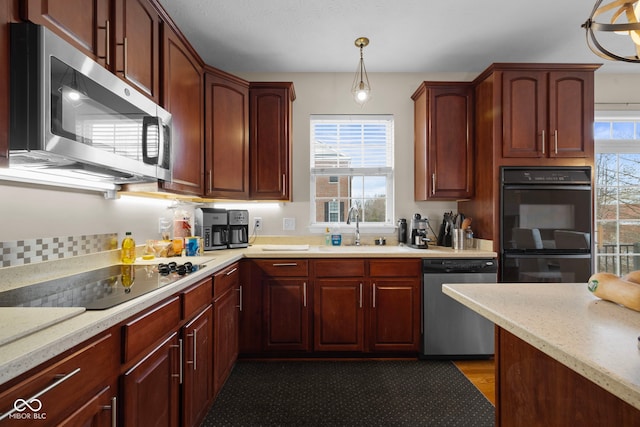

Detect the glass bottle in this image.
[121,232,136,264]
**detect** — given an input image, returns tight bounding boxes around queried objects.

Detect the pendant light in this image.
[582,0,640,62]
[351,37,371,105]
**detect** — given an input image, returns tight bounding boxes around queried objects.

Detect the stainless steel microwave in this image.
[9,23,172,184]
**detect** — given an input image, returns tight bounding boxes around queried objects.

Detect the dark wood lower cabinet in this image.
[263,278,310,352]
[0,331,118,427]
[314,279,364,352]
[57,384,116,427]
[369,279,420,352]
[182,306,213,427]
[121,332,181,427]
[497,327,640,426]
[213,280,239,397]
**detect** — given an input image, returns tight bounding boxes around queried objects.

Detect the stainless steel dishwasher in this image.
[421,258,497,359]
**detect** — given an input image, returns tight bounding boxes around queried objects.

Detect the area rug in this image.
[201,360,494,426]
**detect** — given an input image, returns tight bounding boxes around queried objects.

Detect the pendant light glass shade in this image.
[351,37,371,105]
[583,0,640,62]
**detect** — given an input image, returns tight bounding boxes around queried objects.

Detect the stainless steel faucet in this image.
[346,205,361,246]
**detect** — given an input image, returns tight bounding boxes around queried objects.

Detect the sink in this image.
[317,245,414,252]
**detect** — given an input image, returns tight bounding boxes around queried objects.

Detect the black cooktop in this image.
[0,262,205,310]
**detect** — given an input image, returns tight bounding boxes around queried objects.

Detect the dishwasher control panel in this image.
[423,258,497,274]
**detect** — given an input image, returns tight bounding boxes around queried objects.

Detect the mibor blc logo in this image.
[9,398,47,420]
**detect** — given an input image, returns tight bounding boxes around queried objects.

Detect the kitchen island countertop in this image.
[443,282,640,410]
[0,244,496,384]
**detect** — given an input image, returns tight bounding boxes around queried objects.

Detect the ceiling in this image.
[157,0,640,75]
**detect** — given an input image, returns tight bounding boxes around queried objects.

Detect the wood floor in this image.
[454,359,496,405]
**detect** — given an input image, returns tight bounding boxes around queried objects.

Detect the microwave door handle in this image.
[142,116,160,165]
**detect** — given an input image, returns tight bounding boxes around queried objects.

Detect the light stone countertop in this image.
[443,282,640,410]
[0,244,496,385]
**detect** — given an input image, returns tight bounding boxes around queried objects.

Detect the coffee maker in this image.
[195,208,228,251]
[227,210,249,249]
[409,213,429,249]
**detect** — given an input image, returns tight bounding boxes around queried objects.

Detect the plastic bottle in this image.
[121,232,136,264]
[325,227,331,246]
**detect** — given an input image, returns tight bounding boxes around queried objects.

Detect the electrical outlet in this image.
[283,217,296,231]
[254,217,262,231]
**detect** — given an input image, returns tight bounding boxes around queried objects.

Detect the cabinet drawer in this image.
[256,259,308,277]
[122,296,181,363]
[314,259,365,277]
[369,259,422,277]
[213,263,240,299]
[0,332,118,425]
[183,277,213,320]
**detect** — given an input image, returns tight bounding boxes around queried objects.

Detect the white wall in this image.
[229,72,475,238]
[1,71,639,243]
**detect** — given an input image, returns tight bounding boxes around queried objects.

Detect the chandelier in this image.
[351,37,371,105]
[582,0,640,62]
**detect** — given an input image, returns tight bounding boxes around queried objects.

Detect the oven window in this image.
[502,188,591,251]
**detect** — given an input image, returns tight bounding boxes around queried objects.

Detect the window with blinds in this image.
[310,115,394,225]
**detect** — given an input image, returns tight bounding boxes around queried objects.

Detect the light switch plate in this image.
[283,218,296,231]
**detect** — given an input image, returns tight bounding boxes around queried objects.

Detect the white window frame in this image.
[309,114,395,234]
[594,110,640,275]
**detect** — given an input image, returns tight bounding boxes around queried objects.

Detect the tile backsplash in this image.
[0,234,118,268]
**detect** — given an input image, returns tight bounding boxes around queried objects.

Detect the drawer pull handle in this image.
[541,130,545,154]
[359,283,363,308]
[272,263,298,267]
[0,368,81,421]
[226,267,238,276]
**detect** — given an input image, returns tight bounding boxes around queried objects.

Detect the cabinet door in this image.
[239,260,264,354]
[213,285,239,397]
[122,332,180,427]
[413,83,474,200]
[114,0,160,100]
[501,70,547,158]
[182,306,213,427]
[205,71,250,198]
[23,0,111,67]
[160,25,205,195]
[547,71,594,158]
[263,278,310,351]
[249,83,294,200]
[314,279,365,352]
[369,279,420,352]
[57,384,116,427]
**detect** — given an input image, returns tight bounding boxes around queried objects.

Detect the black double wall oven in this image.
[500,166,593,283]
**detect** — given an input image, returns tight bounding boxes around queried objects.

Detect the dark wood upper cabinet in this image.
[114,0,160,101]
[23,0,111,68]
[502,68,595,159]
[413,82,474,201]
[160,24,204,196]
[249,82,295,200]
[204,69,250,199]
